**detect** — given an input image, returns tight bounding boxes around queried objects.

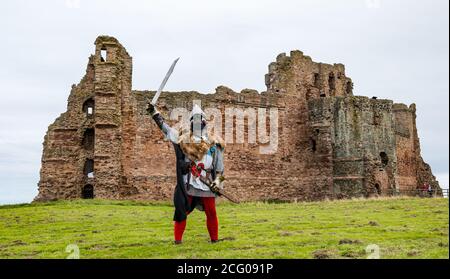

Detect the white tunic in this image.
[186,151,213,191]
[161,123,214,192]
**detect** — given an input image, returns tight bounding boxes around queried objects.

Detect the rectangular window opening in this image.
[100,49,107,62]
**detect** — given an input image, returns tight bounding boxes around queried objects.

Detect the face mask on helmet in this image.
[190,114,207,139]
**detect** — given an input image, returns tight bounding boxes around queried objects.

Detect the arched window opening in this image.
[82,128,95,150]
[82,185,94,199]
[84,159,94,178]
[82,98,95,117]
[380,152,389,167]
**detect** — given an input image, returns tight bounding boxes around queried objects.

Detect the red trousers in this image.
[174,196,218,241]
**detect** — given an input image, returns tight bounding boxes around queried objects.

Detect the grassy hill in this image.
[0,197,448,259]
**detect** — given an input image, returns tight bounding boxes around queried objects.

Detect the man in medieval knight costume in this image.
[146,103,225,244]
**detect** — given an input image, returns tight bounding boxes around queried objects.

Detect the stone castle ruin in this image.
[35,36,441,202]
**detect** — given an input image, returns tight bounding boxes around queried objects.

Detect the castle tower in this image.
[263,51,355,200]
[90,36,132,199]
[36,36,132,201]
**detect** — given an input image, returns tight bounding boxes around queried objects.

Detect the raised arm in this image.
[146,103,179,144]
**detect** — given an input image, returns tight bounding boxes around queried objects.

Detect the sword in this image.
[151,57,180,105]
[199,177,240,204]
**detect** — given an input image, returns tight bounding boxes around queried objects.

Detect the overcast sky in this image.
[0,0,448,204]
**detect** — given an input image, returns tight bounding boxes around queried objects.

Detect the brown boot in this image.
[174,240,183,245]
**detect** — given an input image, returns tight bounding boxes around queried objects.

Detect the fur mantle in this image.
[178,130,225,162]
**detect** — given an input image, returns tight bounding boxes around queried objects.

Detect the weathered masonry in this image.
[35,36,441,202]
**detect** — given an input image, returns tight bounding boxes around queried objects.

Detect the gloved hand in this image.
[210,176,225,194]
[146,103,158,116]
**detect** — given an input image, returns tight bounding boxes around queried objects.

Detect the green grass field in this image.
[0,197,448,259]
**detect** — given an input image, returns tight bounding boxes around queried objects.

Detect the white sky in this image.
[0,0,448,204]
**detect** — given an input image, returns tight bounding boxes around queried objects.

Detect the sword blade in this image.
[151,57,180,105]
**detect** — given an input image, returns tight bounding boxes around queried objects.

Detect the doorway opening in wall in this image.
[100,47,107,62]
[375,183,382,195]
[82,184,94,199]
[380,152,389,167]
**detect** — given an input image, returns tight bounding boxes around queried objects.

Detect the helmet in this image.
[189,104,206,121]
[190,104,207,139]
